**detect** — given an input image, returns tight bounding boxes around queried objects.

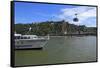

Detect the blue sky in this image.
[14,2,96,27]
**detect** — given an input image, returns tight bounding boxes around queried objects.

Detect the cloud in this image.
[58,6,96,26]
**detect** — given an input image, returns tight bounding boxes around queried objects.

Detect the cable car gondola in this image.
[73,13,79,22]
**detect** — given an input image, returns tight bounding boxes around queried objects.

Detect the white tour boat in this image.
[14,33,49,50]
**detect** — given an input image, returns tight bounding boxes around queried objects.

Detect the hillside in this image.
[15,20,97,36]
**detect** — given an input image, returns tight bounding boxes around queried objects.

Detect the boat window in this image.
[21,37,23,39]
[15,36,20,39]
[19,36,30,39]
[24,37,27,39]
[17,41,19,44]
[34,36,37,38]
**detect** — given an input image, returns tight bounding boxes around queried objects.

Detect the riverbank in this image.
[39,33,97,37]
[65,33,97,36]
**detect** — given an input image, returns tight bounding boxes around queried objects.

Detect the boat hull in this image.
[15,39,48,50]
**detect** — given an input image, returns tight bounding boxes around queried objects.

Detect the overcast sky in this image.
[15,2,97,27]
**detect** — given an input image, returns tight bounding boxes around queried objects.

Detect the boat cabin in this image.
[14,34,38,39]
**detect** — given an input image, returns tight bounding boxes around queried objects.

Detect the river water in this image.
[15,36,97,66]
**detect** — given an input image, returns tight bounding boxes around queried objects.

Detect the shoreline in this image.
[39,34,97,37]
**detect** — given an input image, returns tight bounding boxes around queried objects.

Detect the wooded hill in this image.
[15,20,97,36]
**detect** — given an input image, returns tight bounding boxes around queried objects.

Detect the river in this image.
[15,36,97,66]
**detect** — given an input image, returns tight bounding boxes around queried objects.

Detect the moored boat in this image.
[15,34,49,50]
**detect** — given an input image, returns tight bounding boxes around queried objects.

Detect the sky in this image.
[14,2,97,27]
